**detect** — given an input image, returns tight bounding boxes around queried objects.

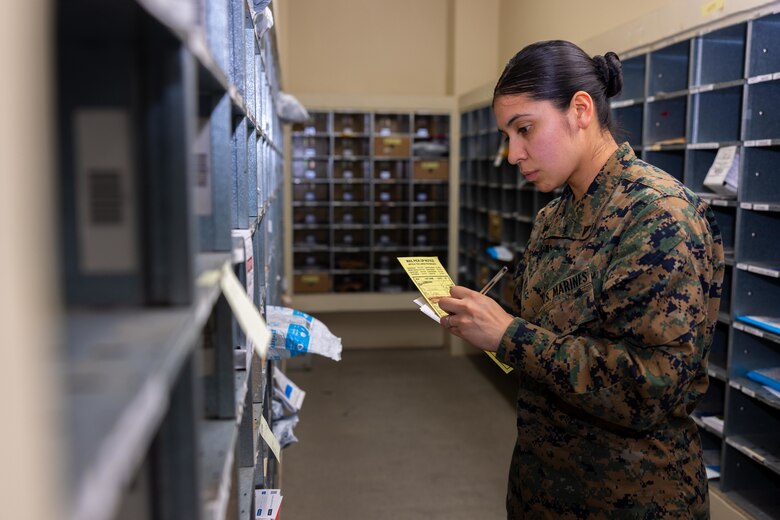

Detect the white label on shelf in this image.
[740,202,753,209]
[742,386,756,398]
[748,74,773,84]
[698,83,715,92]
[712,199,731,207]
[74,109,139,274]
[748,265,780,277]
[647,96,656,102]
[753,203,771,212]
[774,72,780,81]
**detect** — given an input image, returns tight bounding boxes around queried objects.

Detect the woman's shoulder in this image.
[616,158,704,214]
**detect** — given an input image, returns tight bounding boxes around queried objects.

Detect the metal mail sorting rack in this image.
[58,0,285,518]
[459,9,780,518]
[291,111,451,294]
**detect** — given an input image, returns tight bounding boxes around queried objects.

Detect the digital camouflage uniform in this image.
[495,143,724,519]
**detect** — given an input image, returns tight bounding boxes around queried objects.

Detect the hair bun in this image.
[593,52,623,98]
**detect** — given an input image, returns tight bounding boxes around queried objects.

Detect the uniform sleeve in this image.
[495,198,710,431]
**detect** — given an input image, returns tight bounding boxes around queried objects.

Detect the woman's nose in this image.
[507,140,527,165]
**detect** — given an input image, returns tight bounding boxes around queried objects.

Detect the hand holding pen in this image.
[436,266,514,352]
[480,266,508,295]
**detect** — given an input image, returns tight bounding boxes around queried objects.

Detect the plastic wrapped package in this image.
[272,414,300,449]
[265,306,342,361]
[254,6,274,40]
[275,91,310,124]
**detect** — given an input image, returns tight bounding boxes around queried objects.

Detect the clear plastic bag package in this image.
[265,306,342,361]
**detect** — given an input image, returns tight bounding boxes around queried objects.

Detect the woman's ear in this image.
[570,91,594,129]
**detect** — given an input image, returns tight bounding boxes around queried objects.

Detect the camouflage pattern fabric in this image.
[495,143,724,519]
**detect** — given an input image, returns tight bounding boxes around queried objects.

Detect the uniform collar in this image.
[540,142,635,240]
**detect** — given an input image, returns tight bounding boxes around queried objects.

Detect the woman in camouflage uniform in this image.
[438,40,724,519]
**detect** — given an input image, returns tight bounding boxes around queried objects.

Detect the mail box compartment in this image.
[292,159,329,180]
[294,272,331,293]
[334,136,369,157]
[744,80,780,141]
[374,160,409,181]
[294,251,330,271]
[334,251,370,270]
[333,274,369,292]
[374,184,409,204]
[374,136,410,157]
[333,112,368,134]
[292,112,330,134]
[334,228,369,247]
[413,184,448,204]
[334,159,369,180]
[293,229,329,248]
[413,160,449,180]
[333,183,367,203]
[374,112,410,135]
[334,207,368,225]
[413,207,447,226]
[293,182,329,203]
[414,114,449,138]
[374,273,410,293]
[375,207,409,226]
[292,135,329,158]
[293,207,329,226]
[412,228,448,247]
[374,229,407,248]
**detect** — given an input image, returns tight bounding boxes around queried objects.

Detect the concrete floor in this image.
[278,348,518,520]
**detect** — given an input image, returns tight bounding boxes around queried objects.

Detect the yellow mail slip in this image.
[398,257,454,318]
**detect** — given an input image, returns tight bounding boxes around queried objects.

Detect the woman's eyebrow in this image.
[504,113,532,127]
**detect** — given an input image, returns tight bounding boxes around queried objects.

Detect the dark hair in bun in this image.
[494,40,623,137]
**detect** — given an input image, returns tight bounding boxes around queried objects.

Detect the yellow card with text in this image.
[398,257,455,318]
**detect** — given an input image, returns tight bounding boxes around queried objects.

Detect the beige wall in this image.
[282,0,450,97]
[497,0,673,66]
[454,0,500,95]
[0,1,61,519]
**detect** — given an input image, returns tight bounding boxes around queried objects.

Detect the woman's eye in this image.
[517,125,530,135]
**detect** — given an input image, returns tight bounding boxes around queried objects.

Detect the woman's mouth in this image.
[522,170,539,181]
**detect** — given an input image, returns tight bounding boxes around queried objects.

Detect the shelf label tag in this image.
[74,108,139,274]
[259,415,281,461]
[221,263,270,359]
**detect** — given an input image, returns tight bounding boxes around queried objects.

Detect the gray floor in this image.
[279,348,519,520]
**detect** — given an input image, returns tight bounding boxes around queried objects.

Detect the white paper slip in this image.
[413,297,441,323]
[703,145,739,195]
[705,466,721,480]
[700,415,724,433]
[273,369,306,412]
[221,263,271,358]
[254,489,283,520]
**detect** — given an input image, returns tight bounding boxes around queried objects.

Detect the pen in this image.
[480,266,508,295]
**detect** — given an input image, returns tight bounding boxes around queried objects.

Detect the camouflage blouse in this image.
[495,143,724,519]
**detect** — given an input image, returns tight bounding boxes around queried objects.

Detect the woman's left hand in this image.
[437,286,515,352]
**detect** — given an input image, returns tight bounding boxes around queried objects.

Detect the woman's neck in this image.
[568,134,619,200]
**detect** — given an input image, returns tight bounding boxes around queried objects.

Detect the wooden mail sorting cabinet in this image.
[291,110,451,294]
